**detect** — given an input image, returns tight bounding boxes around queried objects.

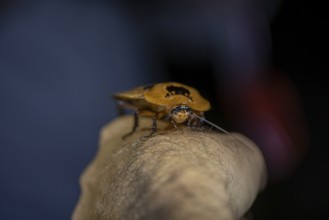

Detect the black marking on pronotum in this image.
[165,86,193,101]
[166,86,190,96]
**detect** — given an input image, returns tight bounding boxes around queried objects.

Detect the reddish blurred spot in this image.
[221,69,309,182]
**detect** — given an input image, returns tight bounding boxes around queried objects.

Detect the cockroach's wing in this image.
[113,85,146,101]
[143,82,211,112]
[113,84,160,111]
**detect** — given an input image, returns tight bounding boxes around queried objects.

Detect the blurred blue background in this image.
[0,0,326,219]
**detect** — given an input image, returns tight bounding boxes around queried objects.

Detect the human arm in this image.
[72,116,267,220]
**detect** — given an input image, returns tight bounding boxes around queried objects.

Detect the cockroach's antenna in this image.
[191,113,254,152]
[192,113,230,134]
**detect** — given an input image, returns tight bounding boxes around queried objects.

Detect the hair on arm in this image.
[72,116,267,220]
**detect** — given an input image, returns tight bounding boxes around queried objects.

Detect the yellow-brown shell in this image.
[143,82,210,112]
[113,82,211,112]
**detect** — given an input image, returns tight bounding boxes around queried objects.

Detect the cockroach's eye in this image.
[182,105,192,113]
[170,105,192,115]
[170,107,178,115]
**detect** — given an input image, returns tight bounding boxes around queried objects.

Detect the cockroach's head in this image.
[170,105,192,123]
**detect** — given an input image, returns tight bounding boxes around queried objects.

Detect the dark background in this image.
[254,1,328,219]
[0,0,327,219]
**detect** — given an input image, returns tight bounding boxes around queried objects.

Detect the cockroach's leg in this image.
[187,113,195,127]
[116,101,125,116]
[192,114,204,127]
[132,111,139,132]
[152,116,157,132]
[144,115,157,137]
[197,114,205,127]
[171,119,178,129]
[122,111,139,139]
[189,113,204,128]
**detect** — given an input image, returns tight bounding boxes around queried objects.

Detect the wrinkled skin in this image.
[72,116,267,220]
